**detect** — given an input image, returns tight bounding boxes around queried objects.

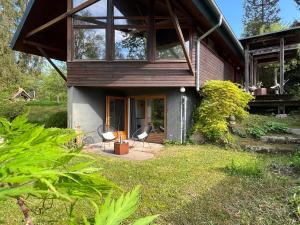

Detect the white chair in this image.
[131,125,153,148]
[97,125,118,150]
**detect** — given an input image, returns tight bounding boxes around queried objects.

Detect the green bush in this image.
[45,111,68,128]
[0,95,26,121]
[194,80,253,143]
[225,159,263,178]
[247,121,288,138]
[290,153,300,173]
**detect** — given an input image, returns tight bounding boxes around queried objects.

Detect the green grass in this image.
[242,113,300,129]
[26,103,66,125]
[0,145,298,225]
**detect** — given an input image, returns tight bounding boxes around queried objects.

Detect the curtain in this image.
[130,98,137,137]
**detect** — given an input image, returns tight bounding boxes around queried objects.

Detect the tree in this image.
[242,0,281,37]
[0,0,44,93]
[295,0,300,9]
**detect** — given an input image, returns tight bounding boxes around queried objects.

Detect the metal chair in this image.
[131,124,153,148]
[97,125,118,150]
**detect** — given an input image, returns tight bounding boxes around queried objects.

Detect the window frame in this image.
[70,0,193,63]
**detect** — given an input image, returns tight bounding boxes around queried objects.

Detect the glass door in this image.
[106,96,127,139]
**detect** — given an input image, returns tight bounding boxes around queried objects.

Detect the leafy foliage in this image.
[45,111,68,128]
[246,121,288,138]
[194,80,253,143]
[74,186,158,225]
[0,115,114,219]
[242,0,280,37]
[0,94,26,121]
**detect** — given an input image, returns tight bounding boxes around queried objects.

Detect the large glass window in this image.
[146,98,165,134]
[115,29,147,60]
[72,0,191,62]
[73,0,107,60]
[156,29,189,60]
[73,0,107,17]
[74,28,106,60]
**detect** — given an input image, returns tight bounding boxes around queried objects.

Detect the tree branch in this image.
[17,197,34,225]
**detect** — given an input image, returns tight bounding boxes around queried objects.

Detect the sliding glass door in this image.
[106,96,127,139]
[129,96,166,143]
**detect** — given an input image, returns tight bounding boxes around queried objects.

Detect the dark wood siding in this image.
[199,42,235,85]
[67,61,196,87]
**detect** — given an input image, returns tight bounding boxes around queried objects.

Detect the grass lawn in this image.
[26,102,66,125]
[0,145,299,225]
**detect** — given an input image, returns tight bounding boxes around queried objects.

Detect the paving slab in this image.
[83,140,164,161]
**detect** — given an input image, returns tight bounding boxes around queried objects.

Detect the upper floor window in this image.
[72,0,191,62]
[73,0,107,60]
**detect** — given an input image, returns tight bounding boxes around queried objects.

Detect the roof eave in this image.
[10,0,35,49]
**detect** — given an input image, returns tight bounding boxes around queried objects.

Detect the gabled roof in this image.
[11,0,244,63]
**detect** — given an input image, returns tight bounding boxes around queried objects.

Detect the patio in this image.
[83,140,165,161]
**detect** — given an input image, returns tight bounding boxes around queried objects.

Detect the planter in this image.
[114,142,129,155]
[255,88,267,96]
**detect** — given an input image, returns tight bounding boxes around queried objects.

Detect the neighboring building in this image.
[11,0,244,143]
[12,87,32,101]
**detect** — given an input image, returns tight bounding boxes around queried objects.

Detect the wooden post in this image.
[279,38,285,94]
[244,45,250,92]
[250,55,254,86]
[253,59,257,86]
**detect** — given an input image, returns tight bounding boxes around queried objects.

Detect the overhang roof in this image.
[240,26,300,50]
[11,0,244,63]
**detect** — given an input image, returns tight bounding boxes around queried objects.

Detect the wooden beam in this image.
[37,47,67,82]
[244,45,250,92]
[280,38,285,94]
[67,0,73,62]
[165,0,194,76]
[26,0,99,38]
[250,44,299,56]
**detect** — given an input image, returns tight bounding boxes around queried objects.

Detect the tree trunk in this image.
[17,197,34,225]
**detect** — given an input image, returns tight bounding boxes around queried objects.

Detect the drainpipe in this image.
[196,15,223,92]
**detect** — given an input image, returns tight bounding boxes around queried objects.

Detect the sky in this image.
[214,0,300,38]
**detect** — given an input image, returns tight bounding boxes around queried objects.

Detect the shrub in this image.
[194,80,253,143]
[26,99,63,106]
[247,121,288,138]
[290,153,300,173]
[0,100,26,121]
[45,111,68,128]
[225,159,263,178]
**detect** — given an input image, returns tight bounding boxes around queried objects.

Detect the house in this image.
[12,87,33,101]
[11,0,244,143]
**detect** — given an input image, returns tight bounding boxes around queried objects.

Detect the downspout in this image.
[196,15,223,92]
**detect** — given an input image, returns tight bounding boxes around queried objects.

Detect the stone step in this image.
[260,135,300,144]
[287,128,300,136]
[241,144,297,154]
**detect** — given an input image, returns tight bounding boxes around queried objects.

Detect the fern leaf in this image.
[129,215,159,225]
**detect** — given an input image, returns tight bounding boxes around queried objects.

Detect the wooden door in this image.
[106,96,128,140]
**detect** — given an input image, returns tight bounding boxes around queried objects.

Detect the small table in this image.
[114,142,129,155]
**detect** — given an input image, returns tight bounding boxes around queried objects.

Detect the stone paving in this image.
[83,140,164,161]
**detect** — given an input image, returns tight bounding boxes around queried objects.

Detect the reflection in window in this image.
[74,29,106,60]
[109,98,125,131]
[115,29,147,60]
[73,0,107,17]
[146,99,164,134]
[156,29,189,60]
